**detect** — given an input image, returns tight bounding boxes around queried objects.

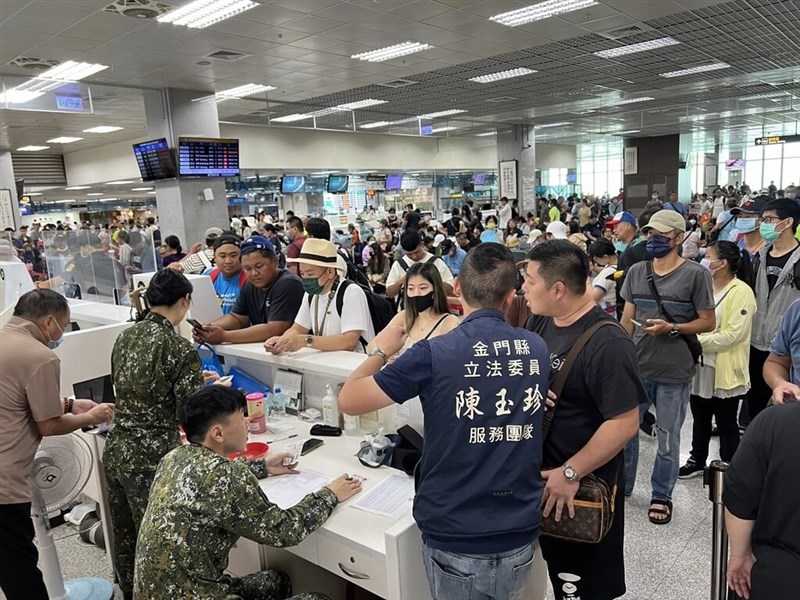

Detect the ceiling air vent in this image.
[486,96,519,103]
[8,57,60,71]
[206,50,249,62]
[596,23,651,40]
[376,79,419,89]
[104,0,173,19]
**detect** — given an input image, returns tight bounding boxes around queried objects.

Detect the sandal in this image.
[648,500,672,525]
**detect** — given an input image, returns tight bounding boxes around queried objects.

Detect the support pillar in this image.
[496,126,536,214]
[143,88,229,249]
[0,151,20,232]
[623,134,679,212]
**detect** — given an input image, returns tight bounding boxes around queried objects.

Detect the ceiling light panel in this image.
[535,121,572,129]
[360,121,391,129]
[215,83,275,101]
[157,0,258,29]
[38,61,108,81]
[83,126,124,133]
[613,97,655,106]
[64,185,91,190]
[47,137,84,144]
[352,42,432,63]
[131,187,153,191]
[419,109,467,118]
[475,131,497,136]
[271,114,313,123]
[335,99,387,110]
[0,90,44,103]
[660,63,730,78]
[86,192,104,196]
[490,0,598,27]
[469,68,537,83]
[430,126,458,133]
[594,38,680,59]
[107,180,134,185]
[17,145,50,151]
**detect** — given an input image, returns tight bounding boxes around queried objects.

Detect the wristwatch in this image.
[368,346,389,365]
[669,323,681,338]
[562,464,580,482]
[305,335,314,348]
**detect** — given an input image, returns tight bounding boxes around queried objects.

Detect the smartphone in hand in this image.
[630,319,645,329]
[187,318,207,332]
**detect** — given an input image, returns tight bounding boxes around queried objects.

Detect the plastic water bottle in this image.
[270,387,286,419]
[343,411,360,436]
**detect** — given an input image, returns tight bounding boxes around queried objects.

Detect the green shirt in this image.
[103,312,203,474]
[134,444,338,599]
[548,206,561,224]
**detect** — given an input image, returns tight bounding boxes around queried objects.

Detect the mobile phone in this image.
[217,375,233,385]
[630,319,645,328]
[301,438,324,455]
[187,318,206,332]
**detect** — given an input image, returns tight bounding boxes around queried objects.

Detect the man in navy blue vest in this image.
[340,244,549,600]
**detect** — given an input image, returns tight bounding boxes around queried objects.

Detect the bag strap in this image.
[542,320,618,440]
[645,261,676,322]
[423,314,450,340]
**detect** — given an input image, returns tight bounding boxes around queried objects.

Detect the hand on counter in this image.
[326,474,363,503]
[264,333,304,354]
[192,323,227,345]
[266,452,300,475]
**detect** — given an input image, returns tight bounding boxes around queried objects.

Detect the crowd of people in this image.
[2,182,800,600]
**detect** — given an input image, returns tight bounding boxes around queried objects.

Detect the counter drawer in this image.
[317,533,388,597]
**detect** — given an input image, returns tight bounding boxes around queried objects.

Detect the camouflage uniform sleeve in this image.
[242,457,269,479]
[172,340,204,420]
[209,461,338,548]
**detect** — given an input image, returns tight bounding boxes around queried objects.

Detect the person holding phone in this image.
[103,270,219,599]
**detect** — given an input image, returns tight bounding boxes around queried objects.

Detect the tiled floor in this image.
[19,413,718,600]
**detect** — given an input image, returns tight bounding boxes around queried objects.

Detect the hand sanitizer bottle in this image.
[322,383,339,427]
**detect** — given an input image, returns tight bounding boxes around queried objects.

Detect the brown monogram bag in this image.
[540,320,622,544]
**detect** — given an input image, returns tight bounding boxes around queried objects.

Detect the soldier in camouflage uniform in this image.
[134,386,362,600]
[103,270,207,599]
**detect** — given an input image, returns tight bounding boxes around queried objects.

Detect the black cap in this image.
[212,234,241,251]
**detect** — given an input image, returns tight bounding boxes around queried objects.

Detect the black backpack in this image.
[308,279,396,348]
[337,248,371,289]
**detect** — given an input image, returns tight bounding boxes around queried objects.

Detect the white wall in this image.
[61,126,497,186]
[535,143,577,169]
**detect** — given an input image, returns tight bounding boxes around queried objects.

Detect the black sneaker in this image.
[678,460,705,479]
[640,411,656,436]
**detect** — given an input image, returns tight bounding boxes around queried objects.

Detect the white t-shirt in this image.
[592,265,618,311]
[497,203,513,230]
[385,252,455,290]
[712,196,725,219]
[701,199,713,215]
[294,279,375,352]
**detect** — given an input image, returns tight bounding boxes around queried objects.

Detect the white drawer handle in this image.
[338,562,371,580]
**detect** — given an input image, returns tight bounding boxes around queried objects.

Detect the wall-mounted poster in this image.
[0,189,15,231]
[624,146,638,175]
[499,160,518,200]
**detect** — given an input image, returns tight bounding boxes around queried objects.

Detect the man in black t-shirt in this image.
[521,240,642,600]
[193,236,303,345]
[723,403,800,599]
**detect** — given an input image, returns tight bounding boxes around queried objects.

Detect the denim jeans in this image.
[421,542,534,600]
[624,378,690,502]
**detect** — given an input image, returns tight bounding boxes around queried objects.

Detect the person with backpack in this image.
[193,236,303,345]
[265,239,377,355]
[385,229,454,301]
[202,235,246,315]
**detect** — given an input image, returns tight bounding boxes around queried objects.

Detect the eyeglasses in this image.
[760,216,784,224]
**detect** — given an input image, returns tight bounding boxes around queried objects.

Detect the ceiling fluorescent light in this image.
[47,137,84,144]
[16,145,50,151]
[535,121,572,129]
[157,0,258,29]
[271,114,312,123]
[214,83,275,101]
[595,37,679,58]
[26,192,42,196]
[54,199,76,204]
[419,109,466,118]
[615,129,641,135]
[64,185,91,190]
[107,180,134,185]
[352,41,432,63]
[613,96,655,106]
[469,68,537,83]
[360,121,391,129]
[660,63,730,78]
[86,192,104,196]
[0,90,45,103]
[430,126,458,133]
[335,99,387,110]
[98,198,118,202]
[490,0,598,27]
[38,61,108,81]
[131,187,153,191]
[475,131,497,136]
[83,126,124,133]
[739,91,792,101]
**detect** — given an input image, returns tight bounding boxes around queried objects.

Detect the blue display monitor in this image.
[281,175,305,193]
[327,175,349,193]
[385,174,402,190]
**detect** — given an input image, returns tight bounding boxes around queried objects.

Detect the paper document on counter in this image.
[261,470,330,510]
[351,474,414,519]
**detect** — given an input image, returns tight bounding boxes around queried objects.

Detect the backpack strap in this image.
[209,267,220,282]
[238,270,248,288]
[398,257,411,272]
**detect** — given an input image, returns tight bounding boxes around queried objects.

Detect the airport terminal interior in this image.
[1,0,799,599]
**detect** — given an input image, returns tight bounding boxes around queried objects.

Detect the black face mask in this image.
[408,292,434,313]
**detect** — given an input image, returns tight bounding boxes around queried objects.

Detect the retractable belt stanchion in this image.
[704,459,738,600]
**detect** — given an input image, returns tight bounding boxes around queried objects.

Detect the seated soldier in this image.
[193,236,303,344]
[134,385,361,599]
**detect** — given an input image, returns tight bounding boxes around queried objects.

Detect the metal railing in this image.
[704,459,741,600]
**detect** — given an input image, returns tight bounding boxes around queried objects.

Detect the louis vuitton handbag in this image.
[540,320,621,544]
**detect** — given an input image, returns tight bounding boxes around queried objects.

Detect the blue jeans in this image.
[624,379,690,502]
[421,542,534,600]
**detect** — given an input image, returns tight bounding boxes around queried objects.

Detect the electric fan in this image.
[30,434,114,600]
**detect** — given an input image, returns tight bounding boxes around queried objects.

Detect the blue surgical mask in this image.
[614,241,629,253]
[736,218,757,233]
[46,320,64,350]
[646,234,673,259]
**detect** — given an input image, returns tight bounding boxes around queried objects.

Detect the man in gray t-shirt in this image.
[620,210,715,525]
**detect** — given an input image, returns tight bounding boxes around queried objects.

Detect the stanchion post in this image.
[704,459,735,600]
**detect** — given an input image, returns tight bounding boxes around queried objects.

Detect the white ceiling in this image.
[0,0,798,161]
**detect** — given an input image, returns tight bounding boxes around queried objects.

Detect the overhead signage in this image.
[55,94,84,112]
[754,134,800,146]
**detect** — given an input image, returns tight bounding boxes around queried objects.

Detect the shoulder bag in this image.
[540,320,622,544]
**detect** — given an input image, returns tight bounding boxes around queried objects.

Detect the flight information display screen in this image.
[178,137,240,177]
[132,138,177,181]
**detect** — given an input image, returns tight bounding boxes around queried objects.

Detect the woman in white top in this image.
[381,261,459,359]
[682,216,704,260]
[588,238,618,314]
